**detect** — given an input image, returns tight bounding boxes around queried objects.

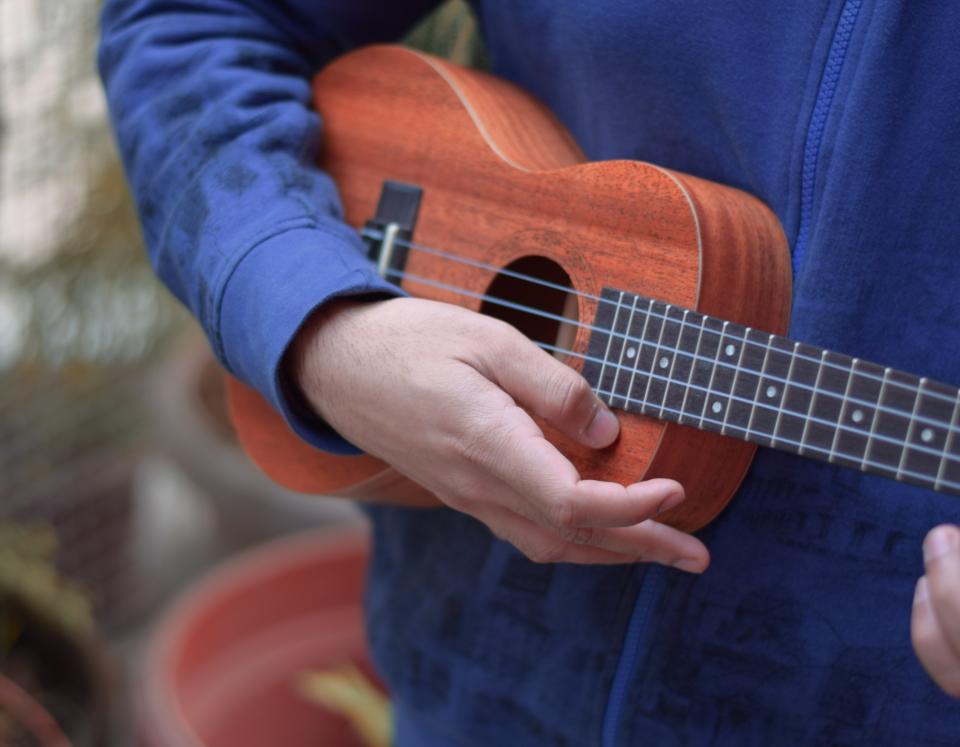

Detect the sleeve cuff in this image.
[217,223,404,455]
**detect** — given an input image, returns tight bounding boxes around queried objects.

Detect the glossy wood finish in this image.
[226,45,792,531]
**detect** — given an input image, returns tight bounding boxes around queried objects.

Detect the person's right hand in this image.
[289,296,709,572]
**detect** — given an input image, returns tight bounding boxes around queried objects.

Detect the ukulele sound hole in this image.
[480,256,577,355]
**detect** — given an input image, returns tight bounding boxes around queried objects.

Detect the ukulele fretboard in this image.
[581,288,960,497]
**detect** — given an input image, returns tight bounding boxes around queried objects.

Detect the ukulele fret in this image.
[588,290,627,407]
[634,302,672,415]
[769,340,800,449]
[720,327,751,435]
[683,315,725,426]
[865,368,916,480]
[751,334,791,446]
[935,392,960,491]
[745,332,776,446]
[897,378,927,481]
[903,378,957,489]
[661,309,694,418]
[676,312,708,426]
[650,305,685,418]
[808,350,851,462]
[725,327,767,437]
[798,349,829,455]
[706,322,741,431]
[608,294,639,410]
[831,359,883,469]
[623,297,656,413]
[628,300,665,413]
[774,341,819,451]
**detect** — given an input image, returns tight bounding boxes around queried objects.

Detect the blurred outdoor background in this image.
[0,1,482,745]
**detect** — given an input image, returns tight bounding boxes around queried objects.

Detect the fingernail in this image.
[672,558,704,574]
[914,576,929,607]
[657,490,684,515]
[585,406,619,446]
[924,526,957,564]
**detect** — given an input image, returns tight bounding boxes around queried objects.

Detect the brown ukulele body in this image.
[227,45,792,532]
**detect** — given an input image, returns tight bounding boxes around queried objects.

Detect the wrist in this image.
[283,299,349,420]
[283,296,392,422]
[278,314,326,428]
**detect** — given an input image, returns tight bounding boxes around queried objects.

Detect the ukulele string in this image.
[367,229,959,407]
[549,342,958,469]
[579,365,960,490]
[382,265,960,441]
[533,337,960,469]
[592,381,960,491]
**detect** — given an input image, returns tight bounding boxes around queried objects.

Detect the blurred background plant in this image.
[0,0,482,743]
[0,523,109,747]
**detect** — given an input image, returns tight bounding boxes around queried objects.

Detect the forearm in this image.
[98,0,438,452]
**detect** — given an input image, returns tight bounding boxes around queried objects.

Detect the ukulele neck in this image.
[581,288,960,496]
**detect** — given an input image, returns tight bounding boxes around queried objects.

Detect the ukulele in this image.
[226,45,960,532]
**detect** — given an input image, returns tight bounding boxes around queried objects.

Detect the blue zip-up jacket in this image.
[99,2,960,744]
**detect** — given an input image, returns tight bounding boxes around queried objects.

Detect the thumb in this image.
[482,327,620,449]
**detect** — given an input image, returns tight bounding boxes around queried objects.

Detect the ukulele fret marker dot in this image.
[658,356,670,369]
[724,344,736,357]
[626,347,637,359]
[711,401,723,414]
[852,409,865,424]
[921,427,935,443]
[765,385,777,398]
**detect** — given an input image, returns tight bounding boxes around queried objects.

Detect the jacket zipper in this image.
[599,6,865,744]
[793,0,863,274]
[600,564,665,747]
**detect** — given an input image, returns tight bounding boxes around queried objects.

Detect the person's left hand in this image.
[912,524,960,697]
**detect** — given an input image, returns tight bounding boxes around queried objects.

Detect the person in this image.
[99,1,960,743]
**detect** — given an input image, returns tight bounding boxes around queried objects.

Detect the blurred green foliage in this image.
[0,523,94,644]
[406,0,487,68]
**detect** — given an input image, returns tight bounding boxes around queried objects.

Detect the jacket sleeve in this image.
[98,0,441,454]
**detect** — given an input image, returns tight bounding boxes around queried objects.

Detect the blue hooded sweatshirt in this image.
[99,2,960,744]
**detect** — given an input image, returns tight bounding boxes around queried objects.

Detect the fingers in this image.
[923,525,960,657]
[447,352,708,571]
[547,478,685,529]
[480,326,620,449]
[463,468,709,571]
[554,519,708,571]
[913,576,960,697]
[913,525,960,696]
[472,501,709,571]
[474,503,649,565]
[466,404,680,526]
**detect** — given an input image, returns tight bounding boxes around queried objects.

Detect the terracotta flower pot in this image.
[139,529,378,747]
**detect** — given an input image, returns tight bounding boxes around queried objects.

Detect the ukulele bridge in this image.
[361,180,422,284]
